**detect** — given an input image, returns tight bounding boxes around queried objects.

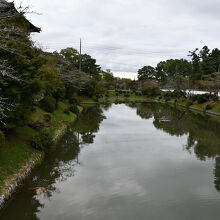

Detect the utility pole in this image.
[79,38,82,72]
[218,55,220,73]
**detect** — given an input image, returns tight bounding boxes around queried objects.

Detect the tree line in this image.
[138,46,220,93]
[0,13,114,130]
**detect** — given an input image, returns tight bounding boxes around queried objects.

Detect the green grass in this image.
[0,101,80,193]
[209,102,220,114]
[156,95,220,115]
[0,127,38,192]
[81,96,95,103]
[108,91,142,98]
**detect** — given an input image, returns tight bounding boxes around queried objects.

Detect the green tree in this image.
[102,70,115,89]
[199,46,216,76]
[138,66,156,81]
[188,48,201,80]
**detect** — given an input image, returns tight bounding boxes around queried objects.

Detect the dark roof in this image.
[0,0,19,19]
[0,0,41,33]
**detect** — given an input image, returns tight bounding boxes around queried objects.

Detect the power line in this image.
[44,42,188,57]
[41,41,191,72]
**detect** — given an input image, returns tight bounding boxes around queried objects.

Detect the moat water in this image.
[1,103,220,220]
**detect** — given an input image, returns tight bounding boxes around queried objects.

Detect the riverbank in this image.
[155,96,220,118]
[0,101,82,210]
[82,93,220,119]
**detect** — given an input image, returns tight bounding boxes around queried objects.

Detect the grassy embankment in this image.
[81,90,220,117]
[0,101,82,194]
[155,95,220,115]
[81,91,150,103]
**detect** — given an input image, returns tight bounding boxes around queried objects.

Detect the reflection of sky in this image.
[36,104,220,220]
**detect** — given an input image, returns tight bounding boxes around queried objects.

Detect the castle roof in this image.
[0,0,41,32]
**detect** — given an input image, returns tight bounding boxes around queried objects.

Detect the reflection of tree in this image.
[136,103,220,193]
[125,103,137,109]
[0,106,105,219]
[102,103,112,111]
[75,105,106,144]
[215,157,220,192]
[136,103,157,119]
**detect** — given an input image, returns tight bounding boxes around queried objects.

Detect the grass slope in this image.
[155,96,220,115]
[0,101,80,193]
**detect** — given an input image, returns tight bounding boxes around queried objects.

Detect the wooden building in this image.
[0,0,41,33]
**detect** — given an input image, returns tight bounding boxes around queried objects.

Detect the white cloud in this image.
[14,0,220,78]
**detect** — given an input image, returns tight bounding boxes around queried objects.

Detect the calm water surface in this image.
[1,103,220,220]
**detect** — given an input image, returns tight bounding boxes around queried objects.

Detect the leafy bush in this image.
[135,91,142,96]
[40,96,57,113]
[124,93,130,97]
[64,108,70,114]
[142,86,160,96]
[31,129,53,151]
[94,97,99,102]
[205,104,212,111]
[197,94,209,104]
[172,90,186,98]
[165,97,171,102]
[70,104,79,114]
[43,114,52,123]
[69,94,80,105]
[186,101,193,107]
[0,130,5,148]
[191,95,198,102]
[162,91,173,98]
[93,94,101,102]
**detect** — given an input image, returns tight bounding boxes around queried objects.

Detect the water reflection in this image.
[136,103,220,193]
[75,105,107,144]
[1,103,220,220]
[0,105,106,220]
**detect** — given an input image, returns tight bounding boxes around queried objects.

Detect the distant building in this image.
[0,0,41,33]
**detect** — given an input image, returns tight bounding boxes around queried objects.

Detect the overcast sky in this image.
[14,0,220,79]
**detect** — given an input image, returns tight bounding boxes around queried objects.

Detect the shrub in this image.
[70,104,79,115]
[191,95,198,102]
[162,91,173,98]
[31,129,53,151]
[64,108,70,115]
[0,130,5,148]
[94,97,99,102]
[124,93,130,98]
[142,86,160,96]
[69,94,80,105]
[43,114,52,123]
[172,90,186,98]
[205,104,212,111]
[180,98,186,102]
[165,97,171,102]
[40,96,56,113]
[93,95,100,102]
[135,91,142,96]
[197,94,209,104]
[186,101,193,107]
